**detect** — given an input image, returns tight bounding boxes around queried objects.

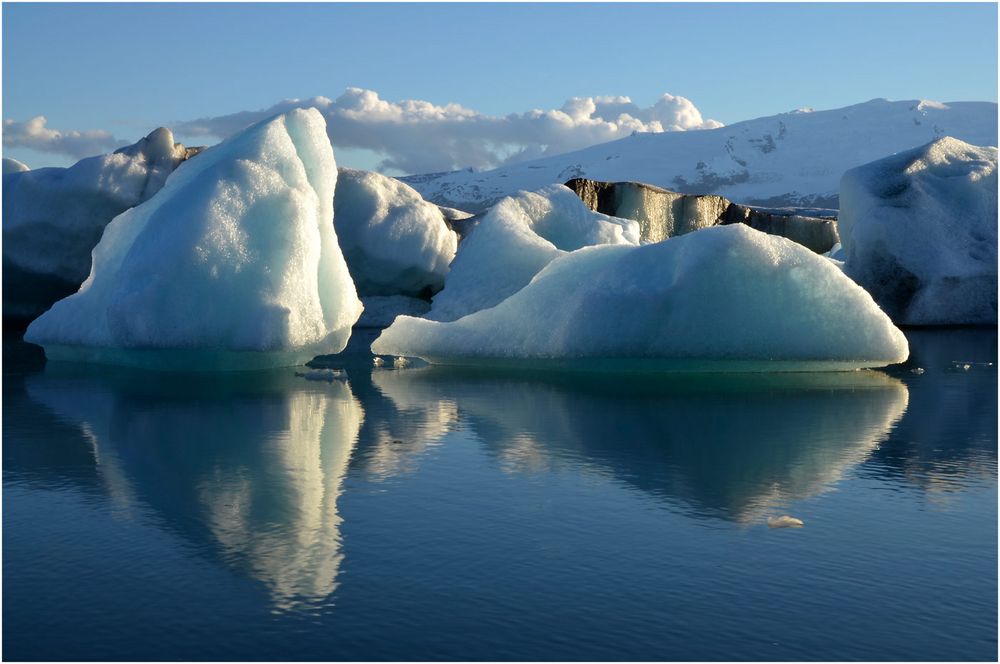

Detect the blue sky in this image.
[3,2,997,171]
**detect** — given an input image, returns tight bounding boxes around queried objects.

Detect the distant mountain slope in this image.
[400,99,998,212]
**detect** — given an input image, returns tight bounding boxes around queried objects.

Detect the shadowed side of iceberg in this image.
[373,224,909,372]
[838,136,998,326]
[24,109,363,371]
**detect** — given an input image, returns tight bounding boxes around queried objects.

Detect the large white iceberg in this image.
[26,109,363,370]
[427,184,639,321]
[838,137,998,325]
[3,128,201,320]
[333,168,457,297]
[373,224,909,371]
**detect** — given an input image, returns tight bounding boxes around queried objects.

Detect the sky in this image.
[3,2,997,173]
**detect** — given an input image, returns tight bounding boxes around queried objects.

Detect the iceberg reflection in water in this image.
[370,368,910,523]
[4,328,995,661]
[25,365,363,612]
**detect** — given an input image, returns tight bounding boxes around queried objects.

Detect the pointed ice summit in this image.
[373,224,909,372]
[26,109,363,370]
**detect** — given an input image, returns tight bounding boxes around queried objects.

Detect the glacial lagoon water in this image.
[3,328,997,661]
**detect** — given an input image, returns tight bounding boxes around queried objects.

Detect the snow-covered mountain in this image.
[400,99,998,213]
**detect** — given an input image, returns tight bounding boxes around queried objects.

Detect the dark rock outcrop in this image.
[564,178,839,253]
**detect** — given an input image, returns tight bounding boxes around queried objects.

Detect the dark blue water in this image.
[3,329,997,660]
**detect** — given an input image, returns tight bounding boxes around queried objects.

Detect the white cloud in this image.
[176,88,723,174]
[2,116,127,159]
[3,90,723,172]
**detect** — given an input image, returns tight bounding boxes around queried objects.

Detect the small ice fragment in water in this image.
[373,357,385,367]
[301,369,347,382]
[393,356,411,369]
[910,367,925,375]
[962,364,971,371]
[767,515,804,529]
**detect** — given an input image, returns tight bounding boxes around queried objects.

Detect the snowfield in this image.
[401,99,997,213]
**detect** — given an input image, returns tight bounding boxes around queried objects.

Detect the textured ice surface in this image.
[427,184,639,321]
[839,137,998,325]
[374,224,909,371]
[334,168,457,296]
[3,128,199,320]
[26,109,363,370]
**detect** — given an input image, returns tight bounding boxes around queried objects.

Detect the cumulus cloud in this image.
[2,116,128,159]
[176,88,723,174]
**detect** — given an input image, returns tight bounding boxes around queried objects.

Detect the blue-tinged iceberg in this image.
[333,168,458,297]
[3,128,201,320]
[427,184,639,322]
[25,109,363,370]
[373,224,909,371]
[838,137,998,326]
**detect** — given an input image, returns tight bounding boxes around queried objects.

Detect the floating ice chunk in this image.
[297,368,347,382]
[3,128,201,320]
[333,168,458,297]
[393,356,411,369]
[25,109,363,371]
[839,137,998,325]
[910,367,925,375]
[767,515,804,528]
[2,157,29,174]
[427,184,639,321]
[372,356,385,367]
[373,225,909,371]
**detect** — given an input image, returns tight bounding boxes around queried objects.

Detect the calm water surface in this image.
[3,328,997,660]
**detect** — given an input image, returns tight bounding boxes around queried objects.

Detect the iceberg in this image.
[373,224,909,371]
[25,109,363,371]
[334,168,458,297]
[427,184,639,321]
[838,137,998,325]
[3,128,202,320]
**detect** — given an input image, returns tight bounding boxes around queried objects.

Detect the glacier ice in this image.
[3,128,201,320]
[839,137,998,325]
[427,184,639,321]
[566,177,840,252]
[25,109,363,370]
[334,168,457,297]
[373,224,909,371]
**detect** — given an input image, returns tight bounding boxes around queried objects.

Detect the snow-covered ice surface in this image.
[402,99,997,212]
[427,184,639,321]
[25,109,363,371]
[839,137,998,326]
[373,225,909,372]
[334,168,457,296]
[3,128,200,320]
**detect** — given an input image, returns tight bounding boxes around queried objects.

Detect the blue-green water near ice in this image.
[3,328,997,660]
